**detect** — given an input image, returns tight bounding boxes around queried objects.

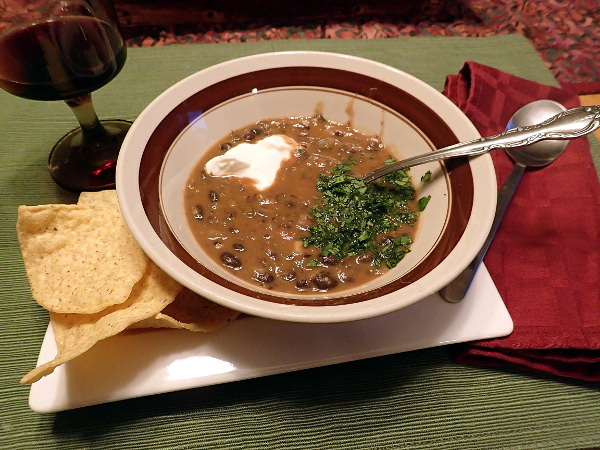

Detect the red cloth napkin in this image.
[444,62,600,382]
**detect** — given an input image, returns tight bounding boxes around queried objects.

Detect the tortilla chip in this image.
[20,261,182,384]
[17,203,148,313]
[131,288,240,332]
[77,190,119,207]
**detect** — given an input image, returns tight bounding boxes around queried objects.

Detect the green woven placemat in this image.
[1,35,599,450]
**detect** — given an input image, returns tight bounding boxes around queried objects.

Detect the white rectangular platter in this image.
[29,264,512,413]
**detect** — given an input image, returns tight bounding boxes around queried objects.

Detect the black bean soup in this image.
[184,116,419,294]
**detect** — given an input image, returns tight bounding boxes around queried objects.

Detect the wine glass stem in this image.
[65,93,108,139]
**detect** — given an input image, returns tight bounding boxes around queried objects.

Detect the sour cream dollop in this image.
[204,135,299,190]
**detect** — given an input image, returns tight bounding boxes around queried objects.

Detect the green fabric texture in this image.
[1,35,599,450]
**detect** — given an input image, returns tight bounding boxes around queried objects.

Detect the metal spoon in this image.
[438,99,568,303]
[362,103,600,183]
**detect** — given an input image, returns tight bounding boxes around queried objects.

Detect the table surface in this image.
[1,35,600,450]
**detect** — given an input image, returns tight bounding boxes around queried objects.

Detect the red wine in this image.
[0,16,126,101]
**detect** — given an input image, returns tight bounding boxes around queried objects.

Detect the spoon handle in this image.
[439,162,526,302]
[363,104,600,182]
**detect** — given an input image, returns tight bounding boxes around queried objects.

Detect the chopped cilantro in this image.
[418,195,431,211]
[301,160,421,269]
[421,171,432,182]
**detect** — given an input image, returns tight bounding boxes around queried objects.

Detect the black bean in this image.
[254,272,274,284]
[209,190,219,202]
[220,142,232,151]
[312,272,338,290]
[282,271,297,281]
[220,252,242,269]
[295,279,310,289]
[192,205,203,220]
[321,254,339,266]
[233,243,244,251]
[244,131,256,141]
[337,272,354,283]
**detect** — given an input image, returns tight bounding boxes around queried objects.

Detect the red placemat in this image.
[444,61,600,381]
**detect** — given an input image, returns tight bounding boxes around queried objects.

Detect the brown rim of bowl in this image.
[139,66,473,306]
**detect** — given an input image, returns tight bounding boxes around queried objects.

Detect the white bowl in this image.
[116,51,496,323]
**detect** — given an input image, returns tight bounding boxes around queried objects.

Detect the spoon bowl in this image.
[506,100,569,166]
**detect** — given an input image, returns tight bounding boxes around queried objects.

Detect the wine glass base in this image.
[48,119,132,193]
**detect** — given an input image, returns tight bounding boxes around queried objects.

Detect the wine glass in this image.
[0,0,130,192]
